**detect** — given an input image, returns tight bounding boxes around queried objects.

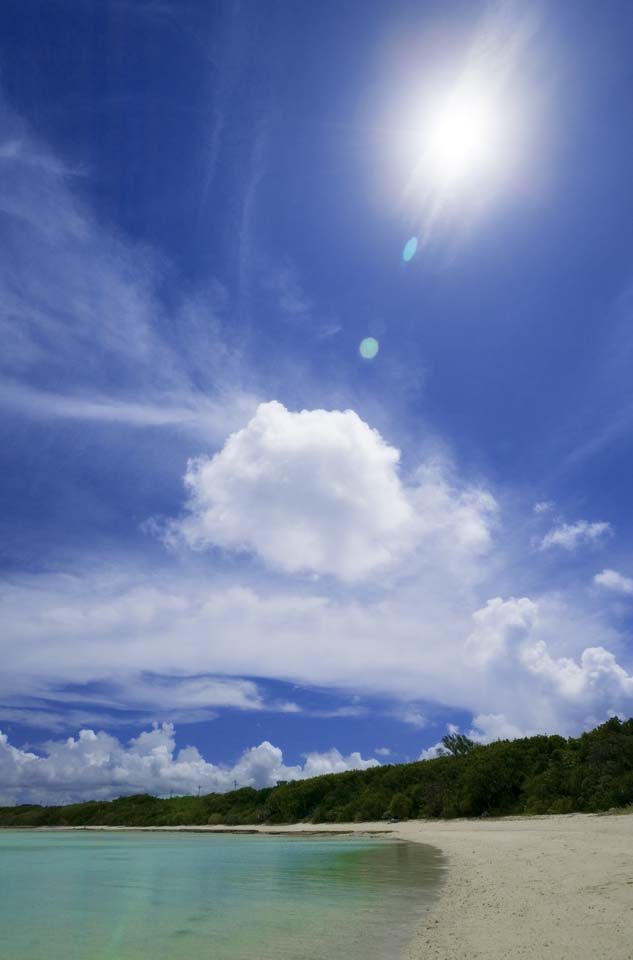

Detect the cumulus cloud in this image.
[2,565,631,741]
[594,569,633,596]
[301,748,378,778]
[468,713,530,742]
[465,596,633,727]
[171,401,413,580]
[418,723,460,760]
[538,520,612,552]
[533,500,554,514]
[418,741,445,761]
[419,714,531,760]
[464,595,537,667]
[169,401,496,581]
[0,380,626,744]
[0,723,379,806]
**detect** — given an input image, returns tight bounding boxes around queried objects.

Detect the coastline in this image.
[43,812,633,959]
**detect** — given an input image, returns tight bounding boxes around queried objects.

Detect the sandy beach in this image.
[75,813,633,959]
[395,813,633,960]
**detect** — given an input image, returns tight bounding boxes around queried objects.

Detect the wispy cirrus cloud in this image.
[0,672,300,734]
[266,261,313,323]
[391,707,427,729]
[263,260,341,338]
[538,519,612,552]
[0,95,256,436]
[0,380,257,438]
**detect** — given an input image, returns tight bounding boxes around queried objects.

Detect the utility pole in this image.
[234,780,238,791]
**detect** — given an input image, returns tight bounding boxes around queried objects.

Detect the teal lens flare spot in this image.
[402,236,418,262]
[359,337,379,360]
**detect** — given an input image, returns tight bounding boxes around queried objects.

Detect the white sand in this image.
[56,813,633,958]
[394,814,633,960]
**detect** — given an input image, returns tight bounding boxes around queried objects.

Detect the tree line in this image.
[1,717,632,828]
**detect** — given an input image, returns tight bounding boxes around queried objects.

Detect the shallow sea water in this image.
[0,830,444,960]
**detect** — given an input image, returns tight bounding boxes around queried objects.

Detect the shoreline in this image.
[18,813,633,958]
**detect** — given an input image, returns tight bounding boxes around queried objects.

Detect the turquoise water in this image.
[0,830,444,960]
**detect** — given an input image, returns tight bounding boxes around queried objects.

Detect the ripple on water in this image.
[0,830,444,960]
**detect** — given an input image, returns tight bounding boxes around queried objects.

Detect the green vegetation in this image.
[2,718,633,828]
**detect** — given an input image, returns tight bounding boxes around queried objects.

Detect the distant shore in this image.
[39,812,633,960]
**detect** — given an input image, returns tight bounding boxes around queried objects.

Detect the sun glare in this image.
[424,84,500,187]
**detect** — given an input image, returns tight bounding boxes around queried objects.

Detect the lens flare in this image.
[359,337,379,360]
[402,236,418,262]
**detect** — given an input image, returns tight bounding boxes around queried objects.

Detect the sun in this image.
[424,83,501,187]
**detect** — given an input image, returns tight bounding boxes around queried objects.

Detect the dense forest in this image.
[2,717,633,828]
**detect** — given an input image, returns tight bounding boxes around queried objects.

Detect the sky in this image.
[2,0,633,805]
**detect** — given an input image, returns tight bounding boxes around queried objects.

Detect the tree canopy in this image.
[1,717,632,828]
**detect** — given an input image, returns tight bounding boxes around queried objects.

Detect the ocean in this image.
[0,829,444,960]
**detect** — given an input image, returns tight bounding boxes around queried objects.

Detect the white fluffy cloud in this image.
[594,569,633,596]
[419,714,531,760]
[468,712,529,742]
[418,741,446,761]
[0,395,629,748]
[2,568,631,742]
[418,723,460,761]
[170,401,496,581]
[539,520,612,551]
[301,748,378,778]
[465,596,633,727]
[0,723,379,806]
[173,401,412,581]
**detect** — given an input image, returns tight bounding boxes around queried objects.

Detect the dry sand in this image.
[395,813,633,960]
[61,813,633,959]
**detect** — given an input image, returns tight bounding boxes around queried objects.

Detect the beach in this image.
[148,813,633,960]
[396,813,633,960]
[40,813,633,958]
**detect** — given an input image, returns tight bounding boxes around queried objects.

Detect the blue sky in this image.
[2,0,633,803]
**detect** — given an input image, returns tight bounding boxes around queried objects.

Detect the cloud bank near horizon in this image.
[1,391,630,780]
[0,722,379,806]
